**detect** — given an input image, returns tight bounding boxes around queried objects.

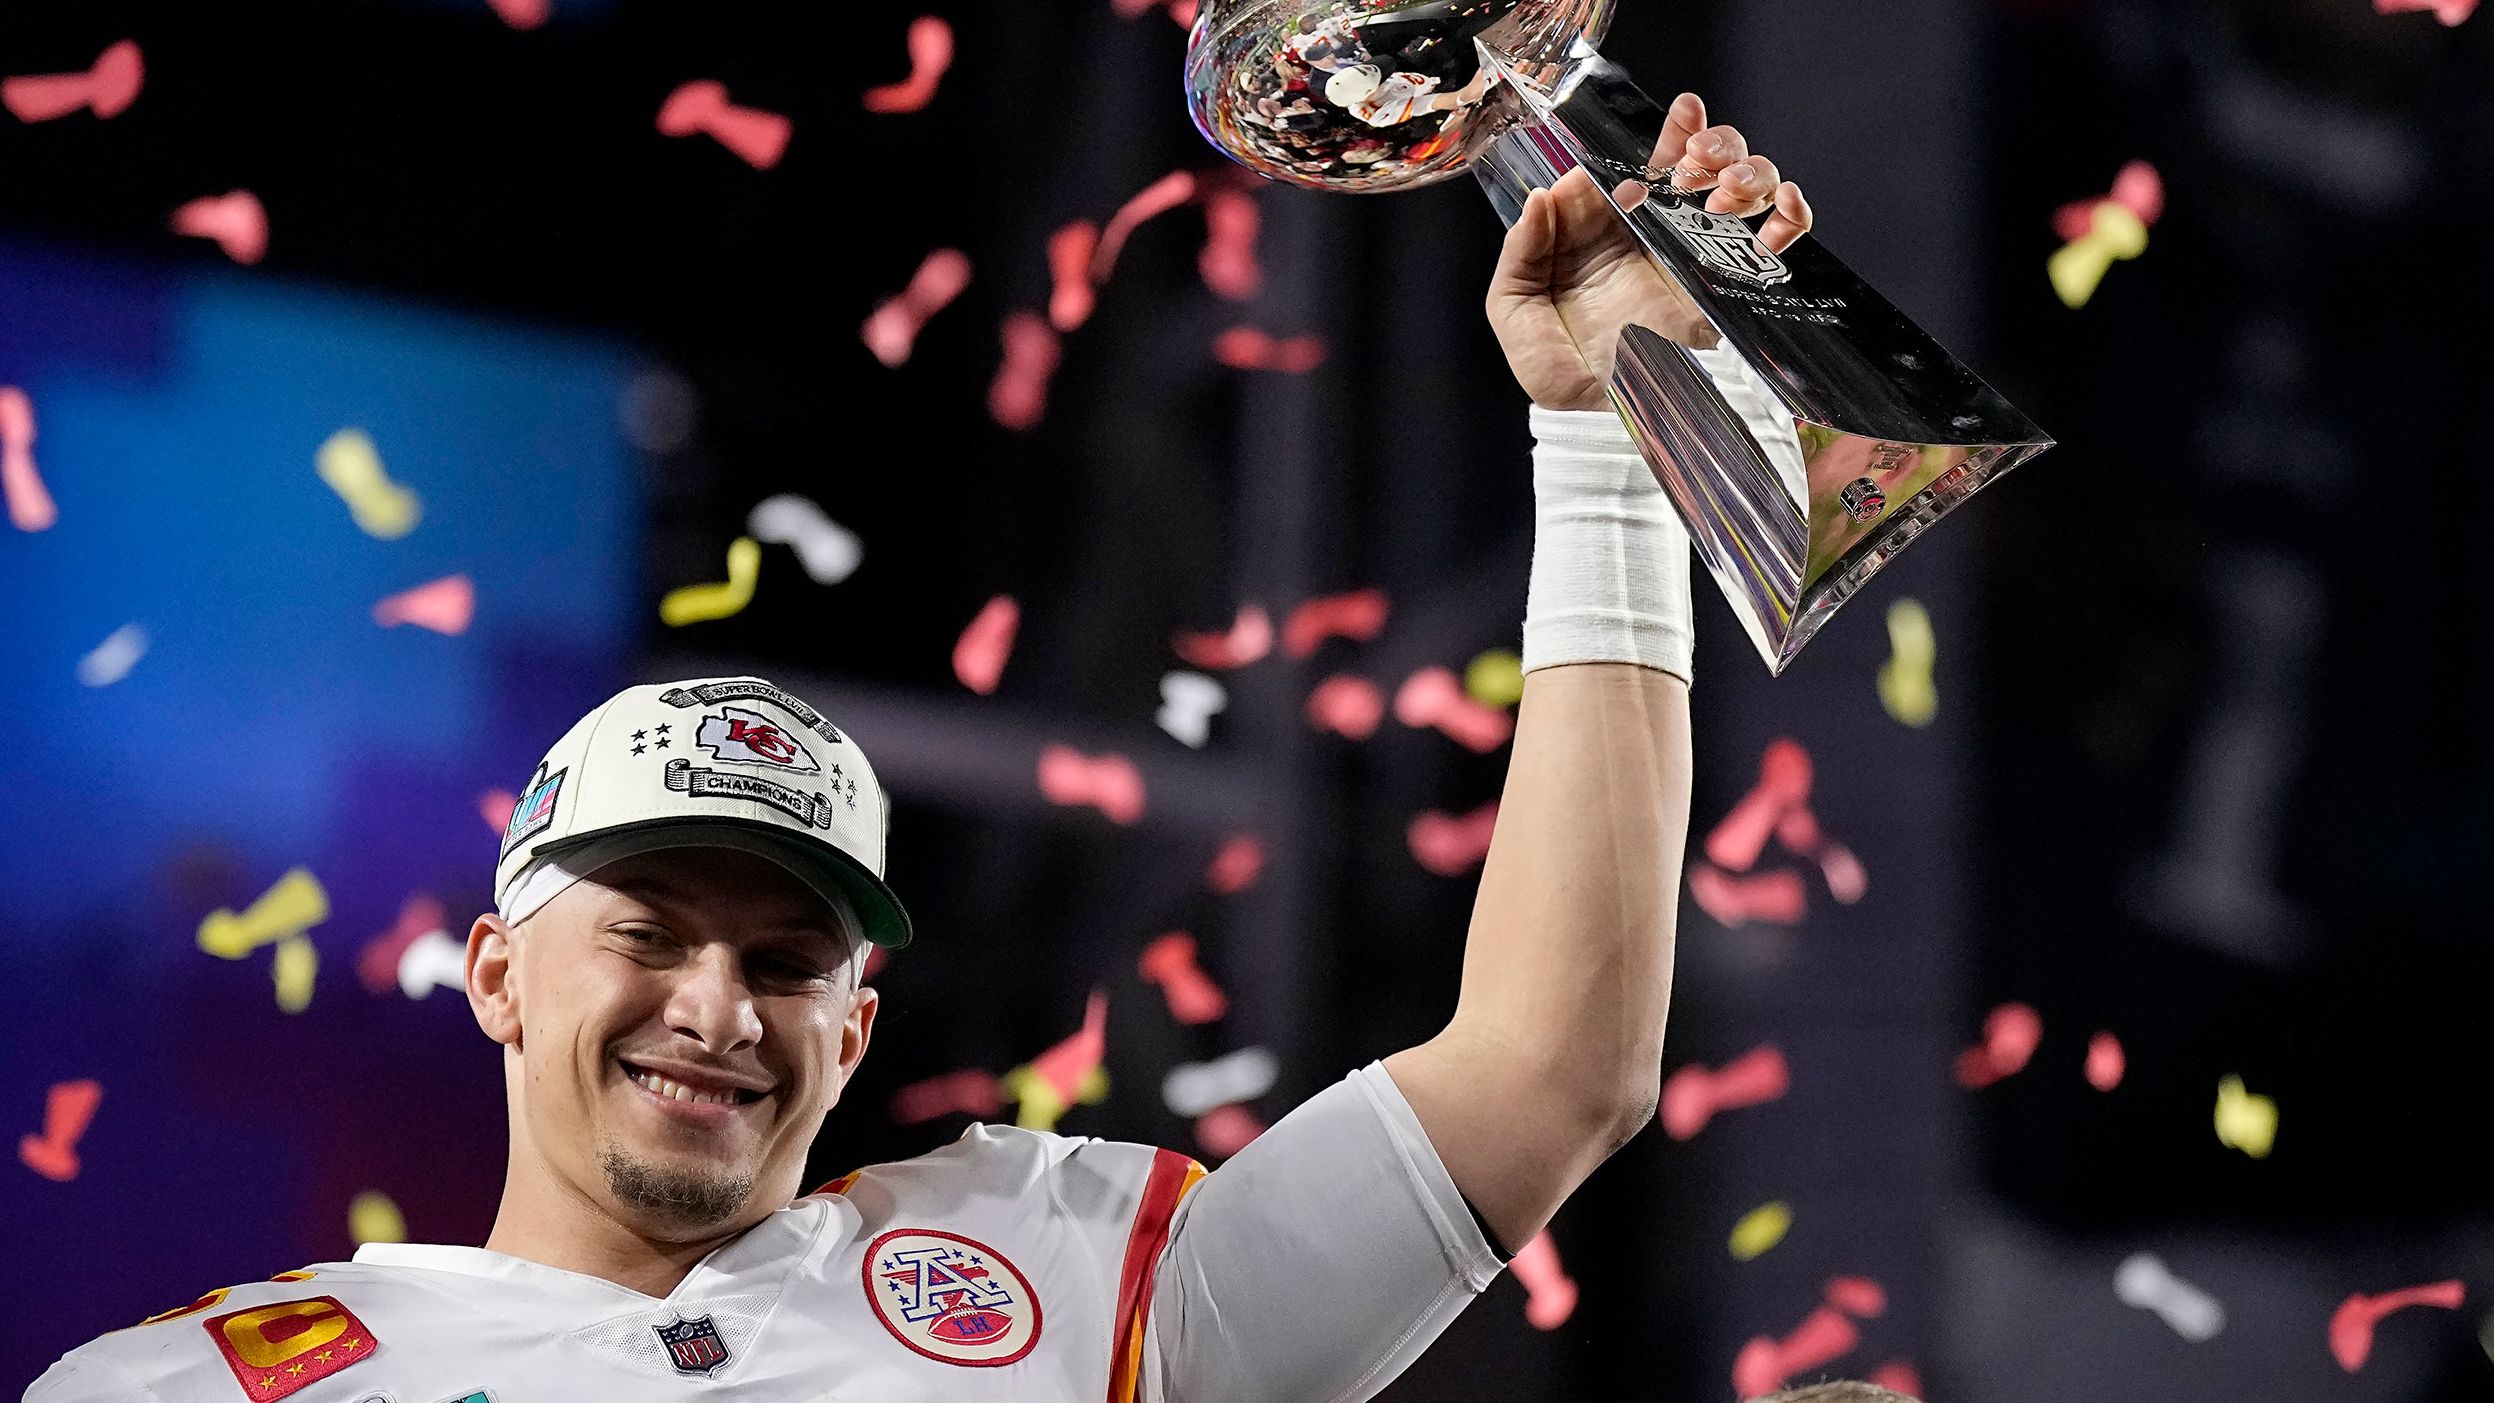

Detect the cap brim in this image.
[533,818,914,950]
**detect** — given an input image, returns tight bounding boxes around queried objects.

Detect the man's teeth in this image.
[627,1067,747,1106]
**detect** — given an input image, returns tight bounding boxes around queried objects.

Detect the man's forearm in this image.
[1386,660,1690,1249]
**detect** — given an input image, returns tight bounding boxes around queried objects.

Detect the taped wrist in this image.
[1520,404,1694,682]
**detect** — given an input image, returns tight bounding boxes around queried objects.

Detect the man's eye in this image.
[616,928,667,947]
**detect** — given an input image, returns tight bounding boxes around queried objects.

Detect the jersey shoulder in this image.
[26,1260,420,1403]
[805,1122,1199,1232]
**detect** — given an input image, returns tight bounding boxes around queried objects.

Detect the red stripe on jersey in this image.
[1105,1148,1206,1403]
[805,1169,863,1199]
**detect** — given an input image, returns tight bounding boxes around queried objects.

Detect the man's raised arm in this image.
[1385,92,1812,1252]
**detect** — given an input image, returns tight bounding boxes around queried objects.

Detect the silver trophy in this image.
[1186,0,2052,673]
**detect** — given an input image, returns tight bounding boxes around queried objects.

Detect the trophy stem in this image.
[1467,38,2051,673]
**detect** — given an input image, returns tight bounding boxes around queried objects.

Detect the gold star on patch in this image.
[340,1337,363,1351]
[314,1349,333,1363]
[286,1362,306,1375]
[258,1377,277,1392]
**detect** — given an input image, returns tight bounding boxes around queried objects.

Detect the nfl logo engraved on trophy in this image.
[1652,202,1793,287]
[1840,477,1887,523]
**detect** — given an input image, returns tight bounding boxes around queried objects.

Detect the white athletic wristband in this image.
[1521,403,1694,682]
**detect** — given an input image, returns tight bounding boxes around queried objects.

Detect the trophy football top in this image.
[1186,0,1615,193]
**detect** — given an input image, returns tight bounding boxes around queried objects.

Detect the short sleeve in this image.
[22,1350,157,1403]
[1139,1062,1504,1403]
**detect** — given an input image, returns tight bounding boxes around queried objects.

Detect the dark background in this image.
[4,0,2490,1398]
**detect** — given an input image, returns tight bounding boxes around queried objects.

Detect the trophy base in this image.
[1472,41,2052,674]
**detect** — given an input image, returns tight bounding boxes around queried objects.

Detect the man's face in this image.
[485,847,877,1240]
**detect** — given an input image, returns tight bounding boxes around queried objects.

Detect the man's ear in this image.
[467,913,522,1048]
[835,985,879,1088]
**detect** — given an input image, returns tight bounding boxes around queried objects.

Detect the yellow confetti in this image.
[660,536,762,626]
[316,428,421,539]
[2048,203,2149,309]
[198,868,330,960]
[1729,1201,1792,1261]
[1464,649,1524,708]
[272,935,318,1013]
[1000,1063,1109,1133]
[2214,1074,2277,1159]
[1877,598,1938,727]
[349,1190,406,1245]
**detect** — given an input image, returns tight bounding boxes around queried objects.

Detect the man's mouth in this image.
[617,1059,769,1109]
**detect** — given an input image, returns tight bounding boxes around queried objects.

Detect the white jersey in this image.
[26,1064,1503,1403]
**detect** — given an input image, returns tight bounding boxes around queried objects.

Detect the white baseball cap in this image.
[491,676,913,950]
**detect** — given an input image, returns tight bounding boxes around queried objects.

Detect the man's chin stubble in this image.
[597,1140,756,1229]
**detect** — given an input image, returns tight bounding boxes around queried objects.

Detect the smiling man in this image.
[30,95,1815,1403]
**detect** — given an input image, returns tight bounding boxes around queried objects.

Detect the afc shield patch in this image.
[1653,201,1793,287]
[863,1228,1044,1367]
[201,1295,379,1401]
[654,1314,732,1375]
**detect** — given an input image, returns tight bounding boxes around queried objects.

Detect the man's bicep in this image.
[1142,1063,1504,1403]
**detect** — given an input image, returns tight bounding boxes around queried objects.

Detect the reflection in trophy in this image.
[1186,0,2052,673]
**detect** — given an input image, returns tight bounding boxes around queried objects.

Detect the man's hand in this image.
[1485,92,1814,411]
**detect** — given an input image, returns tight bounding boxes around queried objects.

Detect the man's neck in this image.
[484,1172,751,1299]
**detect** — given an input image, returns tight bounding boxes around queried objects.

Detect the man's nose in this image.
[664,944,763,1052]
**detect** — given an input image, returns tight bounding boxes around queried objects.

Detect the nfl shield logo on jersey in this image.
[864,1228,1044,1367]
[654,1314,732,1376]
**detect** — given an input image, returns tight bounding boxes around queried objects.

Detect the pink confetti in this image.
[1815,841,1867,904]
[2375,0,2477,21]
[18,1079,102,1183]
[2086,1031,2126,1091]
[485,0,549,29]
[655,80,791,170]
[1954,1001,2043,1090]
[478,789,518,833]
[861,16,954,114]
[1660,1043,1789,1140]
[3,40,142,124]
[1139,932,1227,1024]
[1092,171,1198,284]
[170,190,268,265]
[862,248,972,368]
[1030,990,1109,1103]
[1205,835,1264,894]
[1198,186,1263,301]
[1708,738,1812,871]
[1407,801,1498,876]
[2053,161,2165,242]
[1512,1231,1579,1329]
[1688,862,1807,928]
[1283,587,1389,658]
[1113,0,1199,22]
[953,594,1019,694]
[862,946,889,983]
[1037,746,1146,824]
[0,386,57,532]
[1393,666,1514,752]
[890,1068,1004,1124]
[1173,605,1273,670]
[357,893,446,994]
[374,574,475,635]
[1733,1306,1858,1399]
[1048,222,1100,332]
[1306,674,1385,740]
[1868,1360,1924,1397]
[1826,1275,1889,1318]
[1194,1103,1265,1158]
[1214,327,1328,374]
[2331,1280,2465,1371]
[988,311,1061,431]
